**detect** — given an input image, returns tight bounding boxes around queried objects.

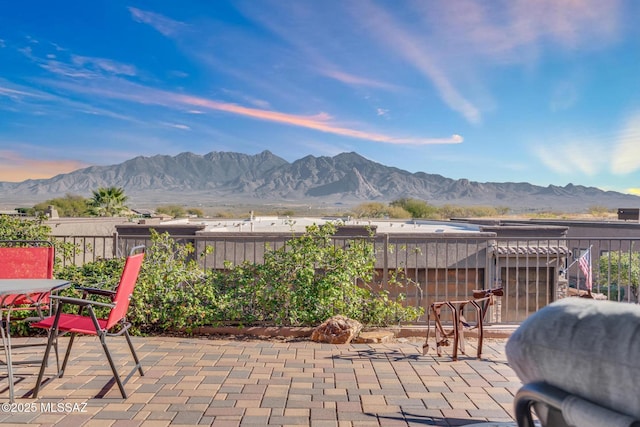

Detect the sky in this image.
[1,1,640,195]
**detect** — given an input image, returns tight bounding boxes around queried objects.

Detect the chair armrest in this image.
[76,286,117,298]
[515,382,640,427]
[50,295,115,309]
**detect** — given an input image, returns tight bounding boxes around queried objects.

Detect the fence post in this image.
[486,239,501,323]
[382,233,389,287]
[113,232,119,258]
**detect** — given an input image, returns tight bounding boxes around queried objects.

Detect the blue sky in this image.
[1,1,639,195]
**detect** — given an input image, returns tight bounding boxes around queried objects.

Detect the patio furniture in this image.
[423,287,503,361]
[0,278,70,401]
[32,246,145,398]
[506,298,640,427]
[0,240,68,402]
[0,240,56,320]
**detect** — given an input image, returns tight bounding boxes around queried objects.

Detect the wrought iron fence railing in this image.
[52,233,640,325]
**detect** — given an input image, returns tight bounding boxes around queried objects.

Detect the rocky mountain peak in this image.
[0,150,638,212]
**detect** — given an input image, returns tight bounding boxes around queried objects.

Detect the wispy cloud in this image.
[0,150,87,182]
[220,88,272,110]
[1,78,143,124]
[235,2,405,103]
[178,92,463,144]
[45,78,463,146]
[418,0,622,63]
[611,112,640,174]
[532,111,640,180]
[163,122,191,131]
[532,138,607,176]
[318,69,403,92]
[72,55,137,76]
[0,84,46,100]
[355,1,481,124]
[506,0,621,51]
[128,7,187,37]
[19,41,137,79]
[362,0,621,123]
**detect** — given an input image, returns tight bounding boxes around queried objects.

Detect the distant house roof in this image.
[161,216,484,234]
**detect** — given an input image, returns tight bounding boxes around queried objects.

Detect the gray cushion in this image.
[506,298,640,419]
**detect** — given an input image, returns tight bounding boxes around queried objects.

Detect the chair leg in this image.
[59,333,77,377]
[431,304,449,357]
[33,325,62,397]
[474,302,484,359]
[434,307,445,357]
[449,305,459,361]
[457,313,467,356]
[33,304,71,398]
[52,333,60,372]
[98,331,127,398]
[124,329,144,377]
[1,318,15,402]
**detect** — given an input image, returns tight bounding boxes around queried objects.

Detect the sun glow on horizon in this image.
[0,151,87,182]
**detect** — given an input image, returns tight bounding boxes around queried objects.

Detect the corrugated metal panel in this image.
[495,246,570,256]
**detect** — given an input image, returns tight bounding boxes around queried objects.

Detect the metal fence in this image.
[52,233,640,324]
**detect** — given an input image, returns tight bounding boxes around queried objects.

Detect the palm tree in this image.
[89,186,129,217]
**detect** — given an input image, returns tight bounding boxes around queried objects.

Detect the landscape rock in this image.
[311,315,363,344]
[352,330,395,344]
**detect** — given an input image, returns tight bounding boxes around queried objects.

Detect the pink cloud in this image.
[174,93,461,145]
[47,79,463,146]
[320,69,403,92]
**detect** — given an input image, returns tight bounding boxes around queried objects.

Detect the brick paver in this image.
[1,336,521,426]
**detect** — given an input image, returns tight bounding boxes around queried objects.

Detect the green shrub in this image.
[0,215,51,241]
[56,223,423,333]
[208,222,423,327]
[127,229,213,333]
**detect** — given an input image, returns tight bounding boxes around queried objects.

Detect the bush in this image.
[390,198,438,219]
[127,229,213,333]
[0,215,51,241]
[209,223,423,326]
[156,205,187,218]
[59,224,423,333]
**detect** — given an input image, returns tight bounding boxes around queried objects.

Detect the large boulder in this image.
[311,315,363,344]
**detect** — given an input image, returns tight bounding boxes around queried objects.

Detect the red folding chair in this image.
[0,240,57,401]
[32,246,145,398]
[0,240,56,319]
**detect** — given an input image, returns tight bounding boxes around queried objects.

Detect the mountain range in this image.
[1,150,638,212]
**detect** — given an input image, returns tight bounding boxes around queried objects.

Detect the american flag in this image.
[578,248,592,290]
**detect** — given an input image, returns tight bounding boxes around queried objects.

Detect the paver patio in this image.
[1,335,521,426]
